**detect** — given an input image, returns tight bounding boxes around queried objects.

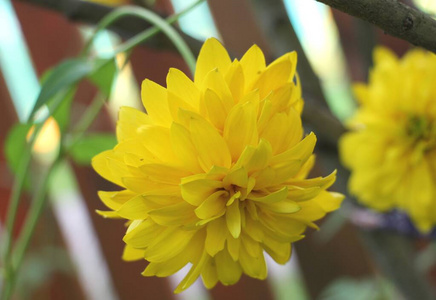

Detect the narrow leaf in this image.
[69,133,117,165]
[28,58,95,121]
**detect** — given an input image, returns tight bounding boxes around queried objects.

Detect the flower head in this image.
[340,47,436,233]
[93,38,342,292]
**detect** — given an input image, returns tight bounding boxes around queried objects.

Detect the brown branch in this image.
[316,0,436,54]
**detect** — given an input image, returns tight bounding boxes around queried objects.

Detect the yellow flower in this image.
[340,47,436,233]
[92,38,343,292]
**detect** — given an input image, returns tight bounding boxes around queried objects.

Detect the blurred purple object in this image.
[349,207,436,238]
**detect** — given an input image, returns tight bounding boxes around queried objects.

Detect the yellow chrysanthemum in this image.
[92,38,343,292]
[340,47,436,233]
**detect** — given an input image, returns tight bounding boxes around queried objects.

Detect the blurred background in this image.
[0,0,435,299]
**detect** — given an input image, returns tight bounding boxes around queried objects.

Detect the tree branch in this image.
[315,0,436,54]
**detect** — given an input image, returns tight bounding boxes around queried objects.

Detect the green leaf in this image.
[5,123,33,174]
[52,88,77,133]
[88,59,118,96]
[69,133,117,165]
[28,58,95,122]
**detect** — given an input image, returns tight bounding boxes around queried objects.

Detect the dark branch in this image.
[315,0,436,54]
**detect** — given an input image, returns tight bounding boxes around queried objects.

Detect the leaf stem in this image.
[82,0,205,74]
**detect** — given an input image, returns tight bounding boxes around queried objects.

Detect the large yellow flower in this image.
[93,38,342,292]
[340,47,436,233]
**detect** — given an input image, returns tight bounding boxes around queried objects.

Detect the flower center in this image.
[225,184,246,205]
[405,115,436,149]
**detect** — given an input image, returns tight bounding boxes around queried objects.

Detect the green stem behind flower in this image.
[1,157,62,300]
[82,0,205,75]
[1,132,36,285]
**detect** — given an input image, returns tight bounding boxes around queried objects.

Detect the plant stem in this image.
[1,125,40,287]
[68,93,106,149]
[1,91,110,299]
[1,157,62,300]
[82,0,205,74]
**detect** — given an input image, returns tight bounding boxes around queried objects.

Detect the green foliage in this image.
[16,246,73,299]
[88,58,118,97]
[37,58,117,133]
[28,58,95,122]
[4,123,33,174]
[318,277,400,300]
[68,133,117,165]
[52,88,77,133]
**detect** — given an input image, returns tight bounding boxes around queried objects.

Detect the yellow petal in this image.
[271,132,316,165]
[234,139,273,177]
[195,190,228,220]
[225,60,245,103]
[313,191,344,212]
[122,245,144,261]
[98,190,135,211]
[123,219,164,248]
[117,194,149,220]
[148,202,197,227]
[139,125,178,164]
[260,110,303,155]
[241,234,261,257]
[248,186,288,204]
[254,55,293,99]
[143,228,196,262]
[201,258,219,289]
[223,167,248,188]
[201,68,234,112]
[195,38,231,85]
[287,170,337,190]
[116,106,151,142]
[240,44,266,88]
[244,214,265,242]
[226,233,240,261]
[175,249,209,293]
[205,217,227,256]
[287,186,322,202]
[122,176,172,194]
[141,79,171,127]
[138,163,189,185]
[95,210,120,218]
[204,88,228,131]
[257,98,273,134]
[92,150,124,187]
[167,91,196,122]
[215,249,242,285]
[373,46,398,66]
[262,236,292,264]
[181,178,223,206]
[268,83,296,115]
[167,67,200,109]
[224,94,259,161]
[256,199,300,214]
[190,117,232,171]
[170,122,202,173]
[143,231,204,278]
[226,200,241,238]
[239,245,267,279]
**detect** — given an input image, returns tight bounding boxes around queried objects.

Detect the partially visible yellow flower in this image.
[340,47,436,233]
[93,38,343,292]
[413,0,436,15]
